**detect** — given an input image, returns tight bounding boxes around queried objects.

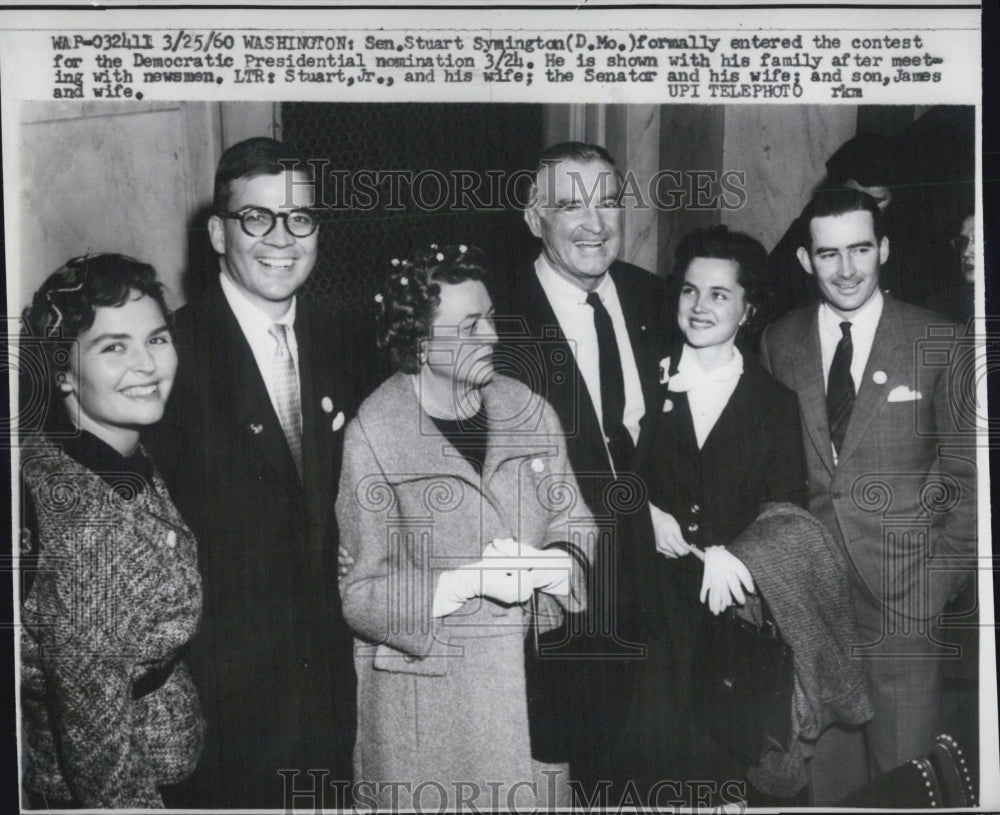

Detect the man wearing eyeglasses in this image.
[148,137,356,809]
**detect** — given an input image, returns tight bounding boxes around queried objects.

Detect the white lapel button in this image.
[321,396,334,413]
[873,370,888,385]
[663,398,674,412]
[250,423,264,435]
[166,530,177,548]
[332,411,345,432]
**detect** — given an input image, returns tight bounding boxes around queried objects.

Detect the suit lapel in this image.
[792,306,836,475]
[610,262,660,418]
[836,297,902,466]
[297,304,339,539]
[522,272,610,472]
[212,285,303,500]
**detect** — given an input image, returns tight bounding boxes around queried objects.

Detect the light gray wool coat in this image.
[336,373,596,810]
[20,437,204,808]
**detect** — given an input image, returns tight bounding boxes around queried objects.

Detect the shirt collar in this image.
[219,270,297,334]
[534,253,612,306]
[819,288,883,337]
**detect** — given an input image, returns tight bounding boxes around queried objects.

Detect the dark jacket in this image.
[630,348,808,632]
[146,279,357,809]
[495,259,666,775]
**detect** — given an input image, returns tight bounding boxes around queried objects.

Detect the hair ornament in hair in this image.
[430,243,438,249]
[391,258,400,267]
[458,245,468,254]
[399,276,409,286]
[374,293,384,304]
[435,252,444,262]
[43,278,86,334]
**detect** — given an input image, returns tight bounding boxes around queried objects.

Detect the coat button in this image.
[687,523,699,534]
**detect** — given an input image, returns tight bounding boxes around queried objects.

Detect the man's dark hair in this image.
[798,187,886,251]
[213,137,310,211]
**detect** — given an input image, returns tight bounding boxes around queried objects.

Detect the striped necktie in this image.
[269,323,303,479]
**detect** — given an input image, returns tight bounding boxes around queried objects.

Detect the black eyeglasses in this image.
[215,206,319,238]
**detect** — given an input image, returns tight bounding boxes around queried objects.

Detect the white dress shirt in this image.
[669,345,743,449]
[818,289,883,463]
[818,289,884,395]
[219,271,300,424]
[534,256,645,446]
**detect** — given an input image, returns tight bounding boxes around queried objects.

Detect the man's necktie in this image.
[586,291,634,473]
[269,323,303,479]
[827,320,855,456]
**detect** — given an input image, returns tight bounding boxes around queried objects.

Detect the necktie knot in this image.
[270,322,291,356]
[840,321,853,340]
[585,291,602,309]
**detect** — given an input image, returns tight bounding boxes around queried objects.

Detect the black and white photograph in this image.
[2,3,993,812]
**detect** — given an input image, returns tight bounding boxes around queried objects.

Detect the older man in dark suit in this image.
[760,188,976,804]
[498,142,666,798]
[148,138,356,809]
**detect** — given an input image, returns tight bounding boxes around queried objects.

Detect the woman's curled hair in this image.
[376,244,490,374]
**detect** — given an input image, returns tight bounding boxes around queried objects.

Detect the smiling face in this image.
[422,279,498,393]
[677,257,750,351]
[798,209,888,319]
[208,170,317,319]
[524,158,622,291]
[61,292,177,455]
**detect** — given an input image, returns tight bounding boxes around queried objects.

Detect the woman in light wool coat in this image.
[336,245,595,810]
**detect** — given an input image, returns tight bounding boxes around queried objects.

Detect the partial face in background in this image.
[677,257,750,351]
[61,292,177,452]
[959,214,975,283]
[845,178,892,212]
[524,158,622,291]
[208,170,317,319]
[422,279,498,392]
[798,209,888,319]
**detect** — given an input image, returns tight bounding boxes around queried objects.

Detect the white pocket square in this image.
[887,385,922,402]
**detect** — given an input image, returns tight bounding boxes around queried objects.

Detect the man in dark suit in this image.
[760,188,977,804]
[148,138,356,809]
[498,142,666,798]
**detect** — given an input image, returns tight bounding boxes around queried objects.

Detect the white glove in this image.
[432,567,482,618]
[699,546,755,615]
[431,539,536,618]
[486,537,572,597]
[649,503,694,558]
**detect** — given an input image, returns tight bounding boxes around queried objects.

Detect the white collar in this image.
[667,344,744,393]
[219,270,296,333]
[819,288,883,337]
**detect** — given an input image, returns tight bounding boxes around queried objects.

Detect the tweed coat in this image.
[20,435,203,808]
[336,372,596,809]
[760,294,977,620]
